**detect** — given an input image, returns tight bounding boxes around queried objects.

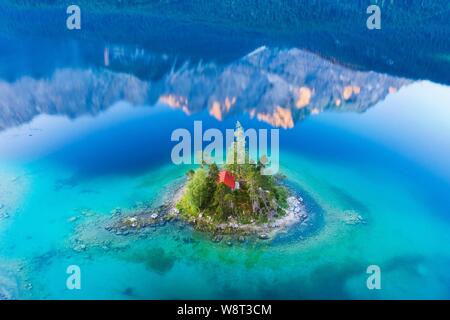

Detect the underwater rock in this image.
[0,287,13,300]
[0,204,7,219]
[182,237,194,244]
[81,210,95,217]
[342,211,366,225]
[73,243,87,252]
[126,217,138,228]
[0,269,18,300]
[106,203,173,235]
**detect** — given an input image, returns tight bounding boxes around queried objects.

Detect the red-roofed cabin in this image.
[218,170,236,190]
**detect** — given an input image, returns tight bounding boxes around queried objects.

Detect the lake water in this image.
[0,2,449,299]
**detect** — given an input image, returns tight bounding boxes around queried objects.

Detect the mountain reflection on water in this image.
[0,45,410,131]
[0,1,448,130]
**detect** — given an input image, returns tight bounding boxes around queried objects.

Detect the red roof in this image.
[218,170,236,190]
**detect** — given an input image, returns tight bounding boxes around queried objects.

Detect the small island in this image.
[94,123,308,244]
[175,122,307,239]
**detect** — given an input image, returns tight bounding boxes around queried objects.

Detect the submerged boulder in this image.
[342,210,367,225]
[0,269,18,300]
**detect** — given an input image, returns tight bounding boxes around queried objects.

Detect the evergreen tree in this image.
[177,121,288,225]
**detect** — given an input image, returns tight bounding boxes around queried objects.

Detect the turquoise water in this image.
[0,81,449,299]
[1,2,450,300]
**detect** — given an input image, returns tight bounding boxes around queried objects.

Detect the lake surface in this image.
[0,1,449,299]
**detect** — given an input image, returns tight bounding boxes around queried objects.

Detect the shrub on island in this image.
[176,123,288,230]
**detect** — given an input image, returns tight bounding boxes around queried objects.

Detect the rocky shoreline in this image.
[103,183,185,237]
[105,181,308,243]
[67,178,312,255]
[192,195,308,241]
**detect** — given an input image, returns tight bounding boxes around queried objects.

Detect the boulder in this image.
[150,213,158,219]
[258,234,270,240]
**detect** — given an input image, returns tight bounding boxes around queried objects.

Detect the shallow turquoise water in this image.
[1,0,450,301]
[0,80,449,299]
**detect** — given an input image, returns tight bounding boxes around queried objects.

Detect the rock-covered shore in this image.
[203,195,308,241]
[68,177,311,252]
[106,181,308,242]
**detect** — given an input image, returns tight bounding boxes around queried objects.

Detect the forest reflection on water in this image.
[0,1,449,132]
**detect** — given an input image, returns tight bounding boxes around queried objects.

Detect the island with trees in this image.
[99,122,308,243]
[175,122,307,239]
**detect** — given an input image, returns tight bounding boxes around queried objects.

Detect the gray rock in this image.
[73,244,86,252]
[258,234,270,240]
[342,212,366,225]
